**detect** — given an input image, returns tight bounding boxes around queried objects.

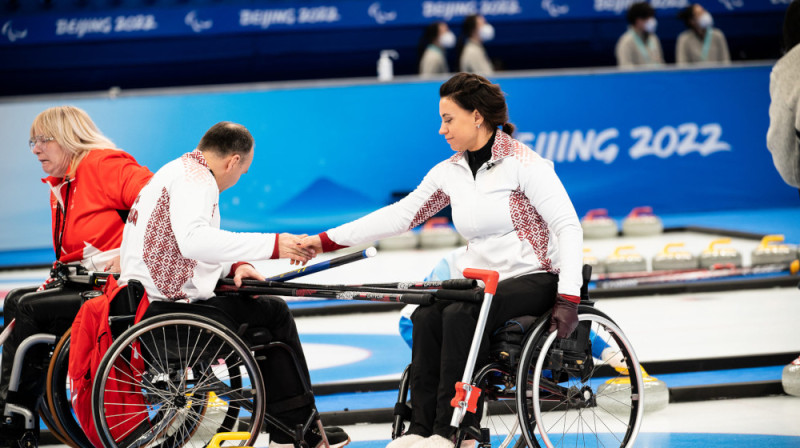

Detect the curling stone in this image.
[378,231,419,251]
[698,238,743,269]
[751,234,796,266]
[419,217,461,249]
[782,355,800,397]
[605,246,647,273]
[581,209,618,239]
[621,206,663,237]
[583,248,606,275]
[651,242,698,271]
[597,366,669,414]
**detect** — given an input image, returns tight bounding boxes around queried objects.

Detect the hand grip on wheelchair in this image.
[400,293,435,305]
[440,279,479,290]
[462,268,499,295]
[433,288,484,303]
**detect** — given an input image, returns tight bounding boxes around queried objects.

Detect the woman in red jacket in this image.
[0,106,153,447]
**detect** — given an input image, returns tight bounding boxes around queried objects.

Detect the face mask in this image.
[479,23,495,41]
[643,17,657,34]
[697,12,713,29]
[439,30,456,48]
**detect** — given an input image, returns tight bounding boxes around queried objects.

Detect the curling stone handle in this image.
[759,234,785,248]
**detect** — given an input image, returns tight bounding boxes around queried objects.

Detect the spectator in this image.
[615,2,664,68]
[419,22,456,77]
[676,4,731,65]
[767,0,800,189]
[457,14,494,76]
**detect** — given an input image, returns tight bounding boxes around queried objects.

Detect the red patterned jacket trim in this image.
[509,187,557,274]
[143,187,197,301]
[409,189,451,230]
[448,130,516,165]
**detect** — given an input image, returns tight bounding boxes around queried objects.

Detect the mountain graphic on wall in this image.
[265,177,383,230]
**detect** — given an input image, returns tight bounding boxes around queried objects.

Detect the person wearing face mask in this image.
[419,22,456,77]
[299,73,583,448]
[615,2,664,68]
[767,0,800,190]
[457,14,495,76]
[676,4,730,65]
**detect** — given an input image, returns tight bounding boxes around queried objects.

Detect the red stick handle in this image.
[462,269,499,295]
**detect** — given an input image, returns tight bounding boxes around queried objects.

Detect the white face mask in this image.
[697,12,713,29]
[439,30,456,48]
[479,23,495,41]
[643,17,657,34]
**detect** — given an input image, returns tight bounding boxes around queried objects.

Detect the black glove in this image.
[548,294,579,338]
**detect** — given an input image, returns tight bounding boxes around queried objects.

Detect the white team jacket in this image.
[120,150,278,302]
[325,131,584,297]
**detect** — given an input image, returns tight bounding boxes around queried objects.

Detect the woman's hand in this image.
[278,233,315,265]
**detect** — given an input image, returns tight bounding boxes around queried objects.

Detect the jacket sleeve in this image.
[767,67,800,189]
[326,162,450,247]
[675,33,689,65]
[169,175,278,263]
[97,151,154,209]
[518,158,583,297]
[616,35,636,68]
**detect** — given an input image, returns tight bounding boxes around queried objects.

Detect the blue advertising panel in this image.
[0,64,794,253]
[0,0,789,46]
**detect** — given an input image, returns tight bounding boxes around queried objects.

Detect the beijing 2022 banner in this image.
[0,64,794,253]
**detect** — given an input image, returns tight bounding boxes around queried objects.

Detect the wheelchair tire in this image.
[516,306,644,448]
[92,313,266,448]
[45,328,94,448]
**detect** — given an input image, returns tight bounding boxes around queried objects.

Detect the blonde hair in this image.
[30,106,117,177]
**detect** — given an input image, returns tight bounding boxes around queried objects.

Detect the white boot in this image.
[386,434,425,448]
[414,435,455,448]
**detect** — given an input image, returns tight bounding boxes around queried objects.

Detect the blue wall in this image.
[0,64,795,253]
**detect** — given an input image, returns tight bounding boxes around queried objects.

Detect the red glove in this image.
[548,294,579,338]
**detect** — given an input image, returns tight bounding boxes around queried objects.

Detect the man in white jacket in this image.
[119,122,349,448]
[767,0,800,190]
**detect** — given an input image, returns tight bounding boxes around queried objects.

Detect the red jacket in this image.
[42,149,152,266]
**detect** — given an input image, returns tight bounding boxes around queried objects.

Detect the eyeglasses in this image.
[29,136,55,149]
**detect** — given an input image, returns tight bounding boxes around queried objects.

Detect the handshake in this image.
[280,233,324,266]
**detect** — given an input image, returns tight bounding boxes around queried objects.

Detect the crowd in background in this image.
[417,2,738,77]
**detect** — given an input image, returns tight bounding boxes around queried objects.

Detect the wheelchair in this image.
[88,287,326,448]
[391,266,645,448]
[1,264,97,448]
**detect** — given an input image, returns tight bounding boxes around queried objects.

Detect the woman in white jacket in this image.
[301,73,583,448]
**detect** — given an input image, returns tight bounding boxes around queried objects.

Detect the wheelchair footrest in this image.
[450,382,481,414]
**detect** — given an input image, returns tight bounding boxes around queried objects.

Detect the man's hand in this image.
[103,255,121,273]
[279,233,315,265]
[298,235,322,255]
[233,263,265,287]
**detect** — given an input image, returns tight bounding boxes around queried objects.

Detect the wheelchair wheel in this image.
[92,313,265,448]
[464,363,523,448]
[46,328,94,448]
[516,307,644,448]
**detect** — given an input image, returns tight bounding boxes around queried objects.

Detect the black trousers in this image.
[203,295,315,443]
[0,283,88,439]
[407,272,558,439]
